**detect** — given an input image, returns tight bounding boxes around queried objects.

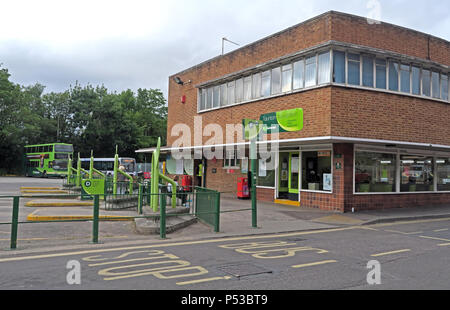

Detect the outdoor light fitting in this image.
[173,76,192,86]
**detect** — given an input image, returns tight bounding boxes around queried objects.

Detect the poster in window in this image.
[291,157,299,173]
[241,158,248,174]
[323,173,332,191]
[259,159,267,177]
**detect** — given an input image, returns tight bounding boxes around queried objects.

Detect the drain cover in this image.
[216,262,272,278]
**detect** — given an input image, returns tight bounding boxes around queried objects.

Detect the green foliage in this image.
[0,65,167,175]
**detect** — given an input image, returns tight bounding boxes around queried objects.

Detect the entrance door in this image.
[278,153,289,199]
[278,152,300,201]
[288,152,300,200]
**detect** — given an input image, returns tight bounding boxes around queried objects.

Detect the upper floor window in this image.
[293,59,304,89]
[197,47,449,112]
[318,51,331,84]
[271,67,281,95]
[333,51,345,84]
[375,59,387,89]
[305,55,317,87]
[282,64,292,93]
[362,55,374,87]
[389,61,399,91]
[347,53,360,86]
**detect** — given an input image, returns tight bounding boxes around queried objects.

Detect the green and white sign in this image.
[81,179,105,199]
[260,108,303,134]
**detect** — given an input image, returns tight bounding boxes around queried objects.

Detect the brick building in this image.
[137,11,450,212]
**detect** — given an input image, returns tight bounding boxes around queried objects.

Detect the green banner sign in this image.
[260,108,303,133]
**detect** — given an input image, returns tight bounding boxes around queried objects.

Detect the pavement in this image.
[15,191,450,236]
[2,177,450,247]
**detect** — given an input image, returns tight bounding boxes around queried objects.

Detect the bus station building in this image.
[137,11,450,212]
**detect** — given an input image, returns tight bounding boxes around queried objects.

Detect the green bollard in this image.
[214,192,220,233]
[92,195,99,244]
[160,192,166,239]
[10,197,19,250]
[138,184,143,215]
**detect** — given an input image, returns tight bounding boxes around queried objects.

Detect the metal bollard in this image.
[10,196,19,249]
[92,195,99,244]
[160,193,166,239]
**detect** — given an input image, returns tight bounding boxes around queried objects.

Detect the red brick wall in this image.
[331,87,450,146]
[330,13,449,66]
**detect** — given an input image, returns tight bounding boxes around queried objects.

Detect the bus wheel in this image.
[43,171,47,178]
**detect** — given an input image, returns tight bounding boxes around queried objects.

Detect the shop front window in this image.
[355,152,396,192]
[400,155,434,192]
[257,157,275,187]
[437,158,450,191]
[301,151,332,192]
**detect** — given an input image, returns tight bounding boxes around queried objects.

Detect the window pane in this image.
[437,158,450,191]
[375,59,386,89]
[400,64,410,93]
[271,67,281,95]
[355,152,396,192]
[200,89,206,110]
[411,66,421,95]
[432,71,440,99]
[347,53,360,85]
[362,55,374,87]
[206,87,213,109]
[244,76,252,101]
[305,55,317,87]
[301,151,332,192]
[389,61,399,91]
[227,81,235,105]
[422,69,431,96]
[213,86,220,108]
[261,70,271,97]
[333,51,345,83]
[235,78,243,103]
[400,155,434,192]
[293,59,304,89]
[281,64,292,92]
[318,51,330,84]
[257,156,276,187]
[442,75,448,101]
[220,83,227,106]
[252,73,261,99]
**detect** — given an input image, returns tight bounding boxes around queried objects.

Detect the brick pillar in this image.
[332,143,354,212]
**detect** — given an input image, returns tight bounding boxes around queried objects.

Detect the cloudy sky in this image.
[0,0,448,99]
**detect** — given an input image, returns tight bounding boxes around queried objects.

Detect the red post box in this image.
[237,177,250,199]
[181,175,192,191]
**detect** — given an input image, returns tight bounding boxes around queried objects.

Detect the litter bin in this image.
[237,177,250,199]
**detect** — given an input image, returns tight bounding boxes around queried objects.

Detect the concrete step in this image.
[133,214,197,235]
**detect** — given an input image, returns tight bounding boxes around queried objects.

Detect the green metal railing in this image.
[0,183,259,249]
[194,187,220,233]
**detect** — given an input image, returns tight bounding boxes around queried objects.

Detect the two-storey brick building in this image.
[137,11,450,212]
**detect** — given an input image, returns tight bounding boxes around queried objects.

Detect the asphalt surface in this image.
[0,176,449,292]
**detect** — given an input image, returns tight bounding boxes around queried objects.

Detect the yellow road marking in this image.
[370,249,411,257]
[371,217,450,228]
[433,228,448,232]
[292,260,337,269]
[176,276,232,286]
[384,229,423,235]
[0,226,359,263]
[438,243,450,247]
[419,235,450,242]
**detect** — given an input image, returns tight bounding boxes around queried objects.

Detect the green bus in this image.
[24,143,74,177]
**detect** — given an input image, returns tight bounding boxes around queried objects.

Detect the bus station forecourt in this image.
[1,175,450,251]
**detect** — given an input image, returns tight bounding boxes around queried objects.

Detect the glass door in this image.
[288,152,300,194]
[278,152,289,198]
